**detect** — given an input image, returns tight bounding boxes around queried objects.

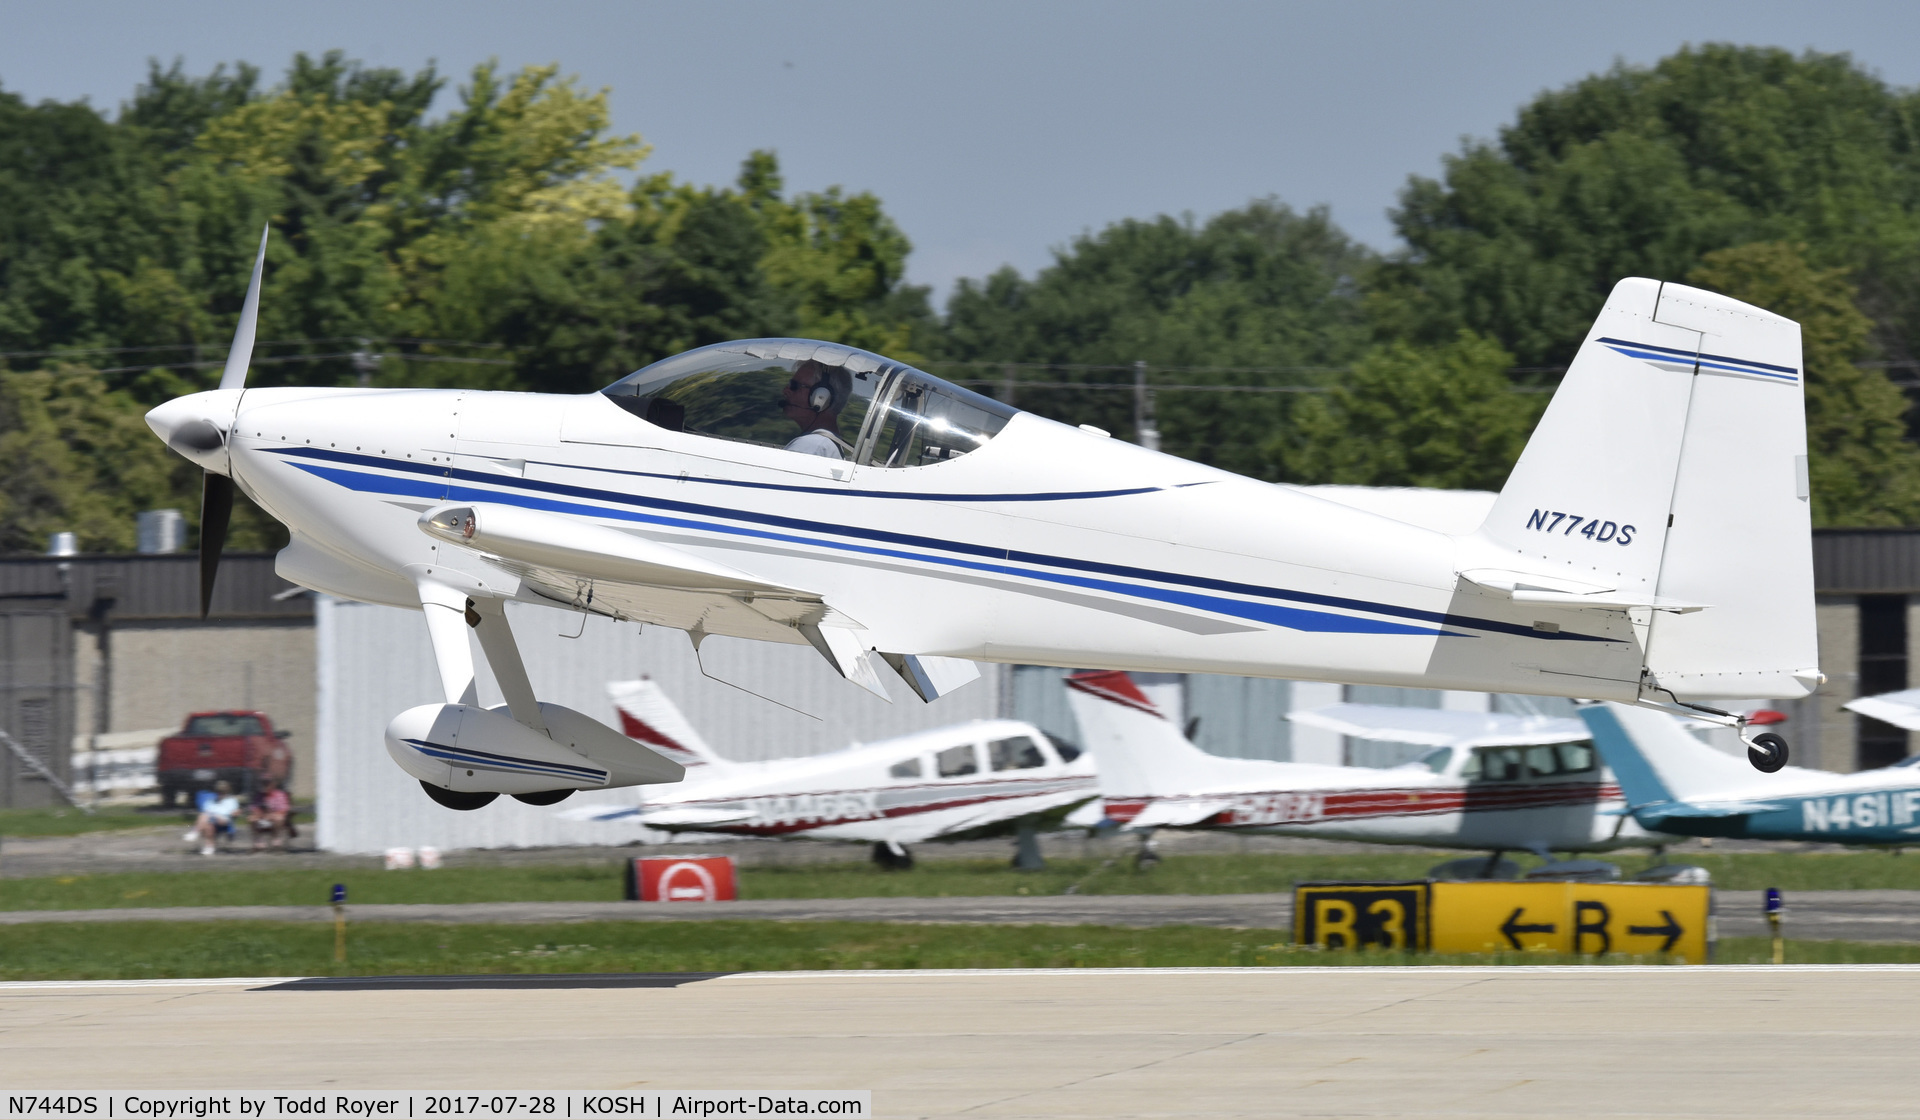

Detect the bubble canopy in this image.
[601,338,1018,468]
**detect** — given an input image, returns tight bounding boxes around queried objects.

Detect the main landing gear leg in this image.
[1133,829,1161,870]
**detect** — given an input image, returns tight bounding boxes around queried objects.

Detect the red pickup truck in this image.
[157,711,293,807]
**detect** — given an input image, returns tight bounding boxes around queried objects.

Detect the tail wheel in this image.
[419,781,499,811]
[1748,732,1789,774]
[513,789,573,806]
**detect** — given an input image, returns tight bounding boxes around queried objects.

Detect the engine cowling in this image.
[386,702,685,795]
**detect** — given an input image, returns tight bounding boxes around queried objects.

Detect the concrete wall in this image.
[72,619,318,799]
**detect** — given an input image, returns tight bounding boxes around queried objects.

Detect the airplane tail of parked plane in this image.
[1477,278,1819,704]
[1064,670,1246,796]
[1579,702,1776,810]
[606,679,733,773]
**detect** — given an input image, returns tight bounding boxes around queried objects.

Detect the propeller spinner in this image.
[145,224,269,617]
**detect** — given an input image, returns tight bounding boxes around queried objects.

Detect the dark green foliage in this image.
[939,201,1372,477]
[1270,332,1541,490]
[1373,44,1920,368]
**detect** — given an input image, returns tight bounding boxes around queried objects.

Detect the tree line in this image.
[4,43,1919,552]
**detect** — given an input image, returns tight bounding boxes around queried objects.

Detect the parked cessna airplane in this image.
[569,679,1096,867]
[1063,670,1673,864]
[1584,702,1920,845]
[146,229,1820,808]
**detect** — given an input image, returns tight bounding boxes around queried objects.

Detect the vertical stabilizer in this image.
[1580,703,1765,808]
[1480,278,1818,702]
[606,679,732,773]
[1065,670,1232,797]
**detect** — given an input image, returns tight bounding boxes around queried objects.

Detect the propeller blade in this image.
[199,473,235,618]
[218,224,270,391]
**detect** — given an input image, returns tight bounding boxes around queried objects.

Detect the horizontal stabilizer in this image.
[1289,703,1589,749]
[1640,800,1786,820]
[1458,569,1708,613]
[1845,689,1920,731]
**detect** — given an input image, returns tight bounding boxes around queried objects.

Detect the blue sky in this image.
[5,1,1920,303]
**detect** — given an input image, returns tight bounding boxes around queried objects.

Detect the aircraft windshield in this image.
[601,338,1016,466]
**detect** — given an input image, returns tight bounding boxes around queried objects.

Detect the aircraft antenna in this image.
[686,630,822,721]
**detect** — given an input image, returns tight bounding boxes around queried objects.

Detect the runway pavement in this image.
[3,967,1917,1117]
[2,890,1918,941]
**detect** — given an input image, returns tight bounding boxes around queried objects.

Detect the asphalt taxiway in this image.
[3,967,1916,1118]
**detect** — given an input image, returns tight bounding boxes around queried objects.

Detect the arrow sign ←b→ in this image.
[1500,907,1556,950]
[1628,910,1684,953]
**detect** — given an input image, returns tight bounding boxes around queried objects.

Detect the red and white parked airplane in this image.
[570,679,1097,867]
[1063,670,1675,867]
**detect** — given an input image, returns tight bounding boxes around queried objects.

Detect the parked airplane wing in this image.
[1845,689,1920,731]
[633,806,760,828]
[827,786,1098,844]
[1288,703,1589,748]
[1126,798,1234,828]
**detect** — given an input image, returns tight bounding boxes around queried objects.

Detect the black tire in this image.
[513,789,573,806]
[419,781,499,811]
[871,841,914,870]
[1748,732,1789,774]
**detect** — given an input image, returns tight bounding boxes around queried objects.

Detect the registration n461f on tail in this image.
[148,234,1822,808]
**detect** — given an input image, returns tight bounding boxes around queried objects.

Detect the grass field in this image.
[4,849,1920,912]
[0,807,179,837]
[0,920,1910,980]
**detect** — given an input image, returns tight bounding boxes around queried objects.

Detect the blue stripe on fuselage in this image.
[268,446,1612,642]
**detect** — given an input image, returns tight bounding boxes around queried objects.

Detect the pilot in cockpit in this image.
[781,359,855,458]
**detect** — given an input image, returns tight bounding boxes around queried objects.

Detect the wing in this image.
[814,787,1098,844]
[1126,797,1235,828]
[420,500,894,697]
[1845,689,1920,731]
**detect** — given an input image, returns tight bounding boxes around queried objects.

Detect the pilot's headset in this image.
[807,365,853,414]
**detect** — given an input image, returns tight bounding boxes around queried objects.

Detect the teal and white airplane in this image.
[1582,703,1920,844]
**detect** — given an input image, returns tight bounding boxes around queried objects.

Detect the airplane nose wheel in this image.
[1747,732,1789,774]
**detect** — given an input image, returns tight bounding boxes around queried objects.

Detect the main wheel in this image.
[1748,732,1789,774]
[871,841,914,870]
[420,780,499,811]
[513,789,574,806]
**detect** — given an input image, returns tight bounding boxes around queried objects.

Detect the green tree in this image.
[0,367,284,553]
[1269,332,1539,490]
[940,200,1373,476]
[1371,45,1920,367]
[1687,242,1920,526]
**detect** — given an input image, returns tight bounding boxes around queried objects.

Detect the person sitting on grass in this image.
[249,778,292,852]
[189,780,240,857]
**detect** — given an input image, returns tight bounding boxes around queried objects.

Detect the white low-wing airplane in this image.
[568,679,1096,867]
[146,230,1820,808]
[1063,670,1674,863]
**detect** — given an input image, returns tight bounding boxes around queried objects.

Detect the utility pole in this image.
[1133,360,1160,451]
[1001,362,1016,407]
